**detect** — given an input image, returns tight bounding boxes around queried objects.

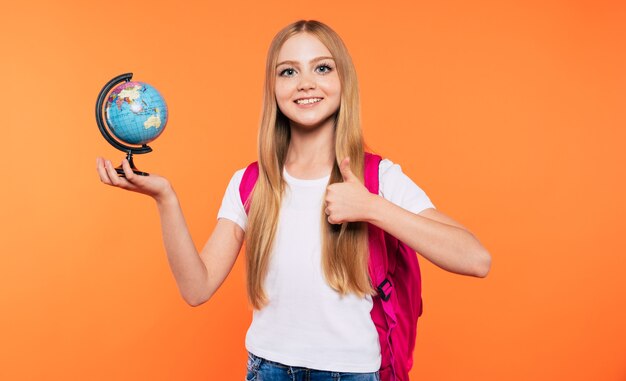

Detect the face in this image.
[274,33,341,131]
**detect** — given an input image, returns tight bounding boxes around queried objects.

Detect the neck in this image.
[285,116,336,167]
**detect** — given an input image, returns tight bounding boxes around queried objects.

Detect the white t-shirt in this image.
[217,158,435,372]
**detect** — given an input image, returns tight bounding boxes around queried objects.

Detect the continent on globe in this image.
[144,108,162,130]
[110,84,142,111]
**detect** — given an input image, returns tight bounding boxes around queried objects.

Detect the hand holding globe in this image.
[96,156,174,202]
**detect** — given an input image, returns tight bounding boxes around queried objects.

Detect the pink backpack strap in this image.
[364,153,388,294]
[239,161,259,214]
[365,152,402,381]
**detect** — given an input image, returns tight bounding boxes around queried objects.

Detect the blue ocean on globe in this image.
[104,81,168,145]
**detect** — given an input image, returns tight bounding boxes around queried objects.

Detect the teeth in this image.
[296,98,321,105]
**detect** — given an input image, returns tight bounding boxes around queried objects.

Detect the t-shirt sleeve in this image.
[216,167,248,232]
[378,158,435,214]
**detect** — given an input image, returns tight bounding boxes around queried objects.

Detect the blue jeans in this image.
[246,351,380,381]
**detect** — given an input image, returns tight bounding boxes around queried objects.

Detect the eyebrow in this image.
[276,56,335,68]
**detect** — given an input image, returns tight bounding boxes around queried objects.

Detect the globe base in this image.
[116,151,149,177]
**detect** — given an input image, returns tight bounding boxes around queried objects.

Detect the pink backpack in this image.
[239,152,423,381]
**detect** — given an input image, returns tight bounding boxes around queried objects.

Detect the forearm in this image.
[155,190,209,305]
[365,195,489,277]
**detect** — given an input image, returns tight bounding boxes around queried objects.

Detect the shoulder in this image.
[364,153,402,179]
[231,158,258,182]
[379,157,396,174]
[217,166,250,232]
[222,166,249,195]
[378,157,407,185]
[229,167,248,185]
[375,156,436,212]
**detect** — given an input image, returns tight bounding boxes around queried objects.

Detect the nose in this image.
[297,71,316,91]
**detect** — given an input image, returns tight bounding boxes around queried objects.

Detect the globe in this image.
[104,81,168,145]
[95,73,168,177]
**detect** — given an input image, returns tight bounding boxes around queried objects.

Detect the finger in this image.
[104,159,122,186]
[97,157,113,185]
[328,215,341,225]
[104,159,132,188]
[339,156,356,182]
[120,159,142,191]
[121,158,136,182]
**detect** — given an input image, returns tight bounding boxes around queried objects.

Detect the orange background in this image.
[1,0,625,380]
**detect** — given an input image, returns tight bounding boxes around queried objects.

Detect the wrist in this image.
[154,186,177,206]
[363,193,384,224]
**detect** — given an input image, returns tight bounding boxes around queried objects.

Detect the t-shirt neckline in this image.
[283,167,331,186]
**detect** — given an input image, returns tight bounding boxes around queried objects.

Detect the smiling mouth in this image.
[294,98,322,105]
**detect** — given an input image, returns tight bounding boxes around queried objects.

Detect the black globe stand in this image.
[115,150,149,177]
[96,72,152,177]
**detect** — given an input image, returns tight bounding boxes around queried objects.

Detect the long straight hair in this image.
[245,20,376,310]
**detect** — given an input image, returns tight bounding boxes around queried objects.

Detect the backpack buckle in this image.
[377,278,392,301]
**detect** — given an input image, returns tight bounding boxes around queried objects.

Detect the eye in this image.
[315,63,334,74]
[279,68,296,77]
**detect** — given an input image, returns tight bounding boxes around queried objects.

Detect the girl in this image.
[96,20,491,381]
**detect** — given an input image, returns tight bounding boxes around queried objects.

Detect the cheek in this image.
[319,78,341,97]
[320,82,341,108]
[274,82,291,100]
[274,88,291,114]
[275,100,289,115]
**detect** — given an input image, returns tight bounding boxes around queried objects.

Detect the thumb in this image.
[339,156,357,182]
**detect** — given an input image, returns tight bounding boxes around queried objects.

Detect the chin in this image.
[291,121,322,130]
[292,116,335,130]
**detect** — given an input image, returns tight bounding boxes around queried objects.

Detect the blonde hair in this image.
[245,20,376,310]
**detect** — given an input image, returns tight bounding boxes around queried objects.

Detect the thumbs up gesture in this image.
[324,157,375,224]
